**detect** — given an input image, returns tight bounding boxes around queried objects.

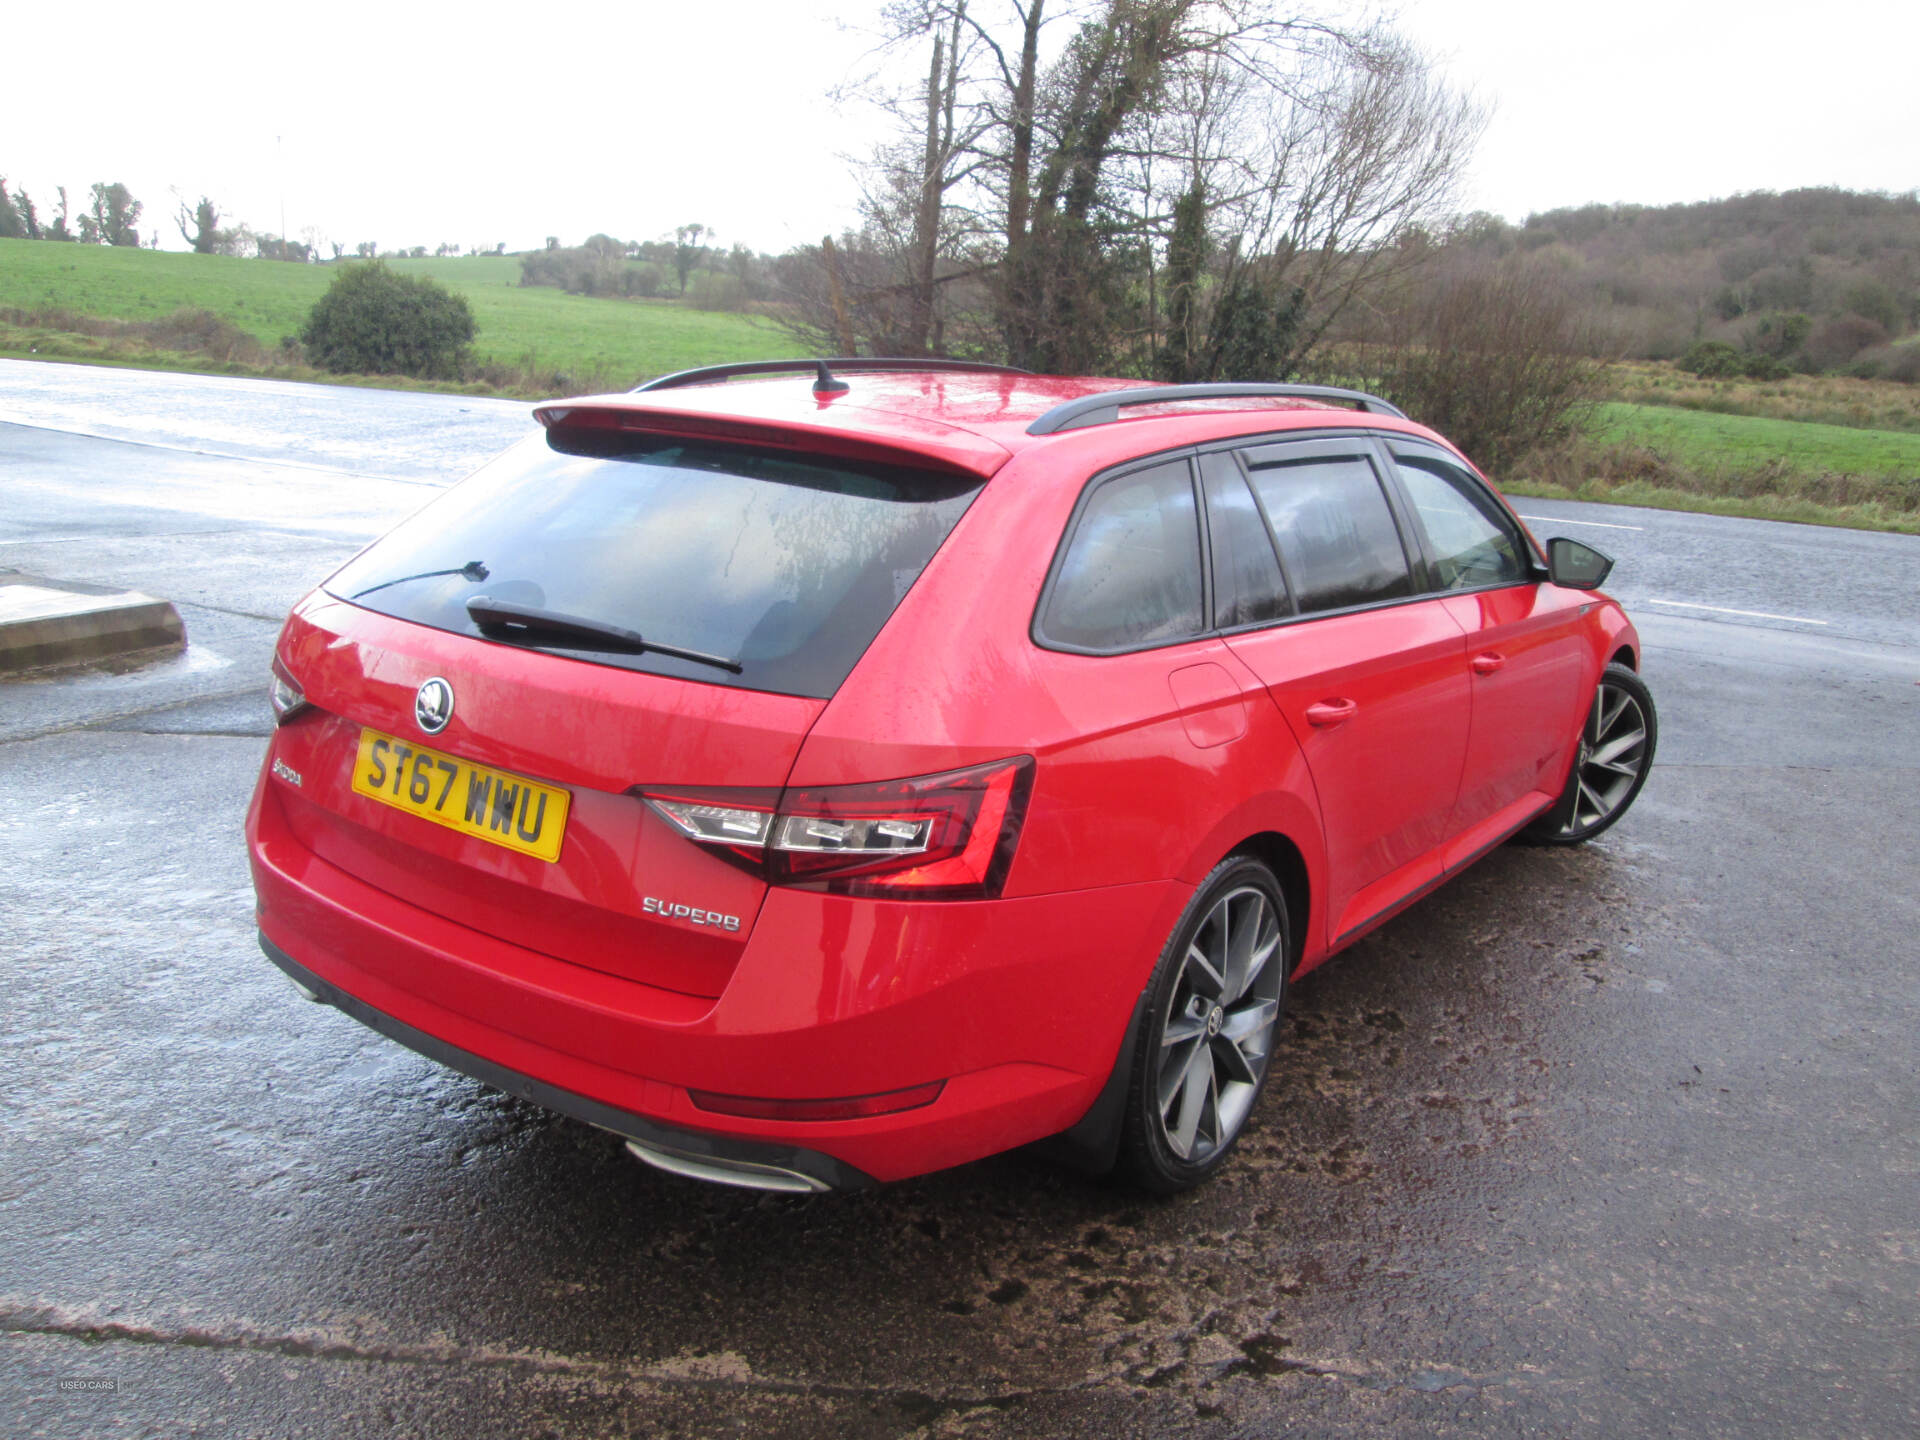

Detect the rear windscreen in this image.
[324,431,985,698]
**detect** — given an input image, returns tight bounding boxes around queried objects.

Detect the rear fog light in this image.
[689,1080,946,1122]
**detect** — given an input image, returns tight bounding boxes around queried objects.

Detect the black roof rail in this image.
[1025,382,1405,435]
[633,357,1033,393]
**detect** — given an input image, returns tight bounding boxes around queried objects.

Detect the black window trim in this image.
[1197,448,1297,632]
[1032,426,1528,660]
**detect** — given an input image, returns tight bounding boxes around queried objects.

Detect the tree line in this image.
[0,175,513,266]
[513,226,779,312]
[1432,189,1920,383]
[0,179,145,246]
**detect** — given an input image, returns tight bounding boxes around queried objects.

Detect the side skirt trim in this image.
[1329,797,1554,953]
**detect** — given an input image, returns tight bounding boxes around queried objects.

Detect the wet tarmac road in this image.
[2,363,1917,1438]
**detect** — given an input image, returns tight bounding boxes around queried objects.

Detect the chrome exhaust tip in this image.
[624,1138,830,1194]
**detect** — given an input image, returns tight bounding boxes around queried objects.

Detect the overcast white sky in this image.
[7,1,1916,256]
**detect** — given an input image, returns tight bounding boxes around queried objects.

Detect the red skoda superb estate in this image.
[247,361,1656,1194]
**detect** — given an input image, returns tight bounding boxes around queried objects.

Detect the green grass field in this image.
[0,239,793,385]
[1601,359,1920,434]
[1594,402,1920,480]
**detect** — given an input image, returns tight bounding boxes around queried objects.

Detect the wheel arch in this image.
[1037,826,1317,1178]
[1176,781,1327,968]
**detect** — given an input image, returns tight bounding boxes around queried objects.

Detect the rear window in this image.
[325,432,985,698]
[1039,459,1204,652]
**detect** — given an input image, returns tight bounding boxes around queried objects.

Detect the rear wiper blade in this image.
[464,596,743,674]
[351,559,489,599]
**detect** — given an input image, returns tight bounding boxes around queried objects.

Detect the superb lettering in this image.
[642,896,743,933]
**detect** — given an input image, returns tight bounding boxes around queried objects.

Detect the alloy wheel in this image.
[1561,677,1651,836]
[1153,884,1283,1163]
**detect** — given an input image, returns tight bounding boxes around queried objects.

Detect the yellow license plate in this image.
[350,728,571,863]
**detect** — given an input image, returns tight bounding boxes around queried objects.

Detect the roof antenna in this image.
[811,360,850,396]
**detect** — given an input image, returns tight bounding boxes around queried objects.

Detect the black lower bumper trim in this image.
[257,933,877,1192]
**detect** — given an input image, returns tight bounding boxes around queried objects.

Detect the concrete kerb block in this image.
[0,569,186,673]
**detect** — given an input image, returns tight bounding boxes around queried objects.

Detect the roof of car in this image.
[533,365,1434,480]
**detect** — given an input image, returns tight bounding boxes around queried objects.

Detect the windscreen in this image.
[325,431,985,698]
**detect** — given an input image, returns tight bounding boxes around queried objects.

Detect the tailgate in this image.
[267,593,823,999]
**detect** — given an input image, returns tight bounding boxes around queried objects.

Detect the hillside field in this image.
[1594,403,1920,479]
[0,240,792,385]
[1502,401,1920,533]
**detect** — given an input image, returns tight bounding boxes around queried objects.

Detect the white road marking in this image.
[1646,599,1829,625]
[1517,515,1645,531]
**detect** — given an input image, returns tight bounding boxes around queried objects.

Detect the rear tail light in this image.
[639,755,1034,900]
[269,654,309,725]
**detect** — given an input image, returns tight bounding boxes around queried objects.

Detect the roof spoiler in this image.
[633,358,1033,393]
[530,398,1011,480]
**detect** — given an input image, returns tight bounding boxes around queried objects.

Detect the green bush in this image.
[688,270,746,312]
[1748,311,1811,358]
[1840,279,1905,335]
[1677,341,1742,377]
[621,262,665,298]
[299,262,474,378]
[1677,340,1788,381]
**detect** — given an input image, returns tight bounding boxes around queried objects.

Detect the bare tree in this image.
[44,187,76,243]
[1153,32,1487,379]
[1328,253,1606,475]
[786,1,1481,378]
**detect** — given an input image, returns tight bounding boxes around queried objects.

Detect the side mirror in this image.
[1546,537,1614,590]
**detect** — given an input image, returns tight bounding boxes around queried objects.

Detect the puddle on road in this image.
[2,640,229,688]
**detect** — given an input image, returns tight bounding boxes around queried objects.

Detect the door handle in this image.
[1304,698,1358,728]
[1471,652,1507,676]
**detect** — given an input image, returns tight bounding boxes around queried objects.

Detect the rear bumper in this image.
[259,934,874,1191]
[247,769,1188,1184]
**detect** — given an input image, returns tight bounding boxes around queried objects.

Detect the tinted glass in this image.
[1043,460,1203,650]
[325,433,983,698]
[1245,455,1412,614]
[1393,450,1526,590]
[1199,451,1290,628]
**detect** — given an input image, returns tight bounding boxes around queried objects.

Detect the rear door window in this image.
[1039,459,1204,651]
[325,433,984,699]
[1241,449,1414,614]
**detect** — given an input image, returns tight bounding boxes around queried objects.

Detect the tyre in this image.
[1522,662,1658,846]
[1118,856,1288,1193]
